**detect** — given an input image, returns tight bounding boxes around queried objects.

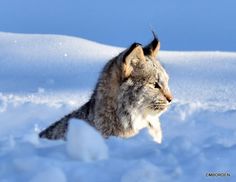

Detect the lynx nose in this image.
[164,92,173,103]
[166,95,173,103]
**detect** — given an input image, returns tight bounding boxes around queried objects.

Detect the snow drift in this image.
[0,32,236,182]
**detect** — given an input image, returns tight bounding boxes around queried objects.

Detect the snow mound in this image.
[30,167,67,182]
[121,160,170,182]
[66,119,109,162]
[0,32,236,182]
[0,32,122,92]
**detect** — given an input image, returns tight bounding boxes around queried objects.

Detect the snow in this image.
[30,167,67,182]
[0,32,236,181]
[121,160,170,182]
[1,0,236,51]
[66,119,108,162]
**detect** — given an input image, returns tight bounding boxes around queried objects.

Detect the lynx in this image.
[39,33,173,143]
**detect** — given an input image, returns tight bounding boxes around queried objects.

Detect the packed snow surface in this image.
[66,119,108,162]
[0,32,236,182]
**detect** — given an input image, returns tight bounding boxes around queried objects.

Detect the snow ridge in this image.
[0,32,236,182]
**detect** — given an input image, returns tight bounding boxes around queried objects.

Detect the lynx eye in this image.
[154,82,161,89]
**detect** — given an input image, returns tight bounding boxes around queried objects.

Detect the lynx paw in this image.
[148,127,162,143]
[148,120,162,144]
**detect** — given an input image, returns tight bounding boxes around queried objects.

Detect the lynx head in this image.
[116,33,173,116]
[90,33,173,137]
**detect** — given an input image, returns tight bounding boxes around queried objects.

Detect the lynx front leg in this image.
[147,119,162,144]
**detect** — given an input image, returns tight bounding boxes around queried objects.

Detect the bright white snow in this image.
[66,119,108,162]
[0,32,235,182]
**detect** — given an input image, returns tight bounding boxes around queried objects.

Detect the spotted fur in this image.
[39,33,173,143]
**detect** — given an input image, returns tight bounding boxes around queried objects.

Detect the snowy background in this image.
[1,0,236,51]
[0,1,236,182]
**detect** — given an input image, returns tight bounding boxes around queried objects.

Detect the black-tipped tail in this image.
[39,101,91,140]
[39,117,69,140]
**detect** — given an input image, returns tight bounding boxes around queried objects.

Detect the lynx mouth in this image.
[151,103,170,112]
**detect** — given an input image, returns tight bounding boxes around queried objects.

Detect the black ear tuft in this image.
[143,31,160,57]
[151,30,159,48]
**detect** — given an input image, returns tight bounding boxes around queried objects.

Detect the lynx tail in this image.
[39,116,70,140]
[39,101,90,140]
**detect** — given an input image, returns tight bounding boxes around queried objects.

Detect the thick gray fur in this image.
[39,34,173,143]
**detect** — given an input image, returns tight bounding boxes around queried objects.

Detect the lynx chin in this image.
[39,33,173,144]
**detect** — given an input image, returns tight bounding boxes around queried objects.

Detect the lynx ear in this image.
[122,43,146,78]
[143,31,160,58]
